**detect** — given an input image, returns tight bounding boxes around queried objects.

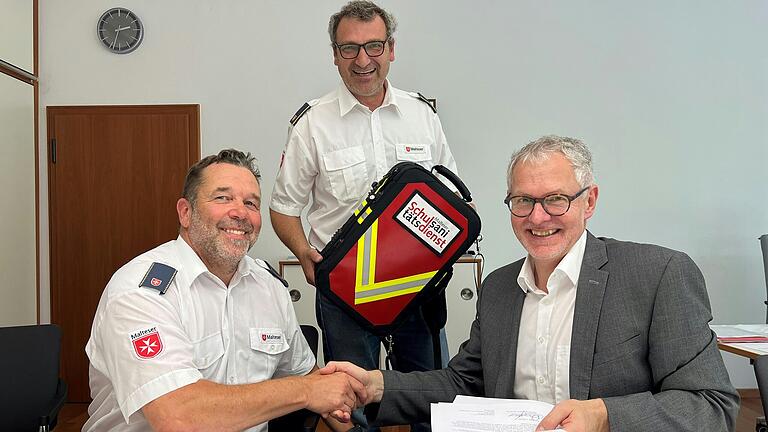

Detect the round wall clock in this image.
[97,7,144,54]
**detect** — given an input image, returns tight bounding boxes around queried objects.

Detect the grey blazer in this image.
[371,232,739,431]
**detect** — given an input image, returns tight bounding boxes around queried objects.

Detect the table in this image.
[712,325,768,431]
[712,324,768,360]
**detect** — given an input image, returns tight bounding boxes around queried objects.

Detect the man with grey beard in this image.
[84,149,365,432]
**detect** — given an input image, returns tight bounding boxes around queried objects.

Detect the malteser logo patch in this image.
[130,327,163,359]
[405,145,425,153]
[260,331,282,343]
[395,192,461,255]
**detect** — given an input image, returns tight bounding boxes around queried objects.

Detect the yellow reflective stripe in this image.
[352,213,438,305]
[355,270,437,293]
[356,207,368,224]
[374,178,388,193]
[368,219,377,284]
[354,199,368,216]
[356,233,366,287]
[356,286,424,304]
[355,219,378,286]
[357,207,372,224]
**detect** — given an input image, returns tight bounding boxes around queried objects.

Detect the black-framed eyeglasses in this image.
[504,187,589,218]
[334,39,390,59]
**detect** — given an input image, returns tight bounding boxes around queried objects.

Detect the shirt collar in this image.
[230,254,257,286]
[174,235,209,285]
[174,235,255,288]
[337,79,401,117]
[516,230,588,294]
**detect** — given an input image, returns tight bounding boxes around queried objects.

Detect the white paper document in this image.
[733,343,768,354]
[430,395,558,432]
[711,324,768,338]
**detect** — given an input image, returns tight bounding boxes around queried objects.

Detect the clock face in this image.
[97,8,143,54]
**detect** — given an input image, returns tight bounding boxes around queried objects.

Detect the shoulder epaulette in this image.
[139,262,177,295]
[257,260,289,288]
[289,102,312,126]
[415,92,437,114]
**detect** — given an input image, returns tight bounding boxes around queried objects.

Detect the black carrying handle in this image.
[432,165,472,202]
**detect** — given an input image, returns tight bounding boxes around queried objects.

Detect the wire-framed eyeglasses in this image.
[334,39,390,59]
[504,187,589,218]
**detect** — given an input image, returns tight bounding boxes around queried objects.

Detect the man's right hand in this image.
[303,371,366,422]
[298,246,323,286]
[320,361,384,406]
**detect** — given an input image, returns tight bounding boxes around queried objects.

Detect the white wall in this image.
[0,74,36,326]
[39,1,768,387]
[0,0,34,72]
[1,0,36,326]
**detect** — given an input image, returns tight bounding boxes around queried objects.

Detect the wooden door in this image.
[47,105,200,402]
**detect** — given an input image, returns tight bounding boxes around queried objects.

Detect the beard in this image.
[187,208,257,272]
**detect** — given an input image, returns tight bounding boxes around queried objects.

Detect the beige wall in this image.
[0,0,33,72]
[0,76,36,326]
[36,0,768,387]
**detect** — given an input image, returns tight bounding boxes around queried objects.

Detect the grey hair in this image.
[507,135,595,190]
[328,1,397,44]
[182,149,260,208]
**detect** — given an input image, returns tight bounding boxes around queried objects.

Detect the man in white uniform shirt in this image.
[84,149,364,431]
[270,3,456,430]
[321,136,739,431]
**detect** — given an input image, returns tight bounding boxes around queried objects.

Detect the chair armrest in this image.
[39,379,68,429]
[303,411,320,432]
[269,408,320,432]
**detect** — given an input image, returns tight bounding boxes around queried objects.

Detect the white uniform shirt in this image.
[83,237,314,432]
[270,80,457,249]
[513,230,587,405]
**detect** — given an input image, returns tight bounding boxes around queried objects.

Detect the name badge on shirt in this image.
[250,328,288,354]
[396,144,431,162]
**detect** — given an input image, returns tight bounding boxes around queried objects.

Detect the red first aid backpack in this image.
[315,162,481,338]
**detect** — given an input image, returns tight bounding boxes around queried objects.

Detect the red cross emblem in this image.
[150,278,162,287]
[132,330,163,359]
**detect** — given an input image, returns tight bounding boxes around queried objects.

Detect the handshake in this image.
[302,361,611,432]
[303,361,383,425]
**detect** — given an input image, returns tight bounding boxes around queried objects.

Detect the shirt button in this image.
[538,376,545,384]
[538,336,545,344]
[229,377,235,383]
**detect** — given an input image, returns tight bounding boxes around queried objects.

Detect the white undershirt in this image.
[513,230,587,404]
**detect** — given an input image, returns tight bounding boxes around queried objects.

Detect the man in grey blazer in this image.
[323,135,739,431]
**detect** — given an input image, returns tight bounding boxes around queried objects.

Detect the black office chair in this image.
[300,324,320,362]
[0,324,68,432]
[753,355,768,432]
[268,325,321,432]
[760,234,768,323]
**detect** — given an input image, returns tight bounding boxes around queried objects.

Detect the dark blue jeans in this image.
[316,292,434,431]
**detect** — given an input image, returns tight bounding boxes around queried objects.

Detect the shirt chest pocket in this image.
[192,332,225,372]
[249,327,290,376]
[395,144,432,168]
[323,147,368,202]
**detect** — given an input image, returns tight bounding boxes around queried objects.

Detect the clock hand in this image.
[115,26,131,32]
[111,28,121,49]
